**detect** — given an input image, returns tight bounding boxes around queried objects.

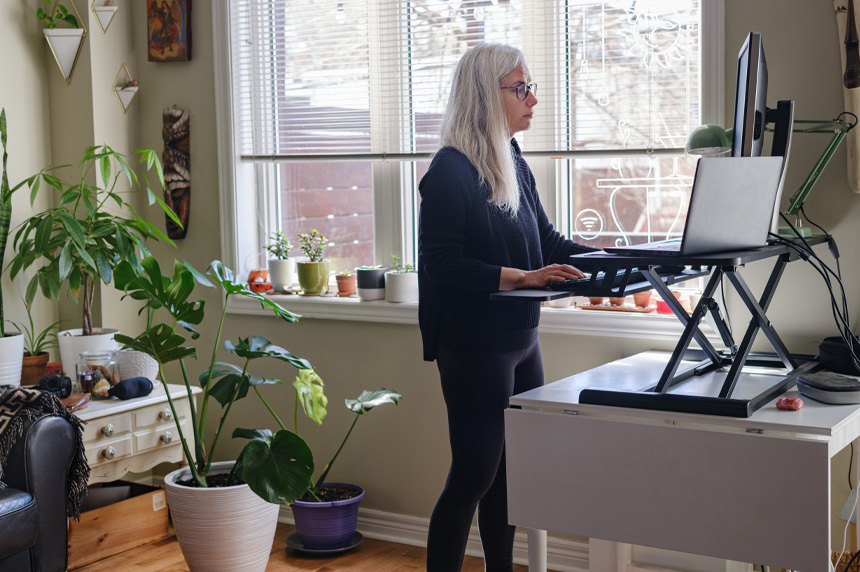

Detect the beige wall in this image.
[4,0,859,551]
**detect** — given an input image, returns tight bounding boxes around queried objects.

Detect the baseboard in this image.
[278,505,589,572]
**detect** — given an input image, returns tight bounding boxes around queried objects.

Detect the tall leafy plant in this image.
[0,109,11,338]
[114,257,316,502]
[9,145,178,335]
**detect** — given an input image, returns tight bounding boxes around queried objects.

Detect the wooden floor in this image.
[74,523,531,571]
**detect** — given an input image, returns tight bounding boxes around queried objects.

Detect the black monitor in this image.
[732,31,768,157]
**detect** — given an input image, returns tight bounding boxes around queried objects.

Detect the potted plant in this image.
[296,229,329,295]
[266,230,296,292]
[9,144,176,377]
[385,255,418,303]
[356,265,387,301]
[335,269,356,297]
[8,299,63,386]
[113,257,319,572]
[37,0,86,84]
[0,109,24,384]
[287,380,402,551]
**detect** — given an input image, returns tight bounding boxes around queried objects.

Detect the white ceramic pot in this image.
[0,332,24,386]
[43,28,85,82]
[267,258,297,292]
[384,271,418,303]
[116,349,159,381]
[58,328,119,379]
[164,461,280,572]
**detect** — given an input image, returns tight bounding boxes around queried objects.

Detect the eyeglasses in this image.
[500,83,537,101]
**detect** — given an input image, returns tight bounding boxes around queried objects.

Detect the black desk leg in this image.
[653,268,723,393]
[718,256,797,399]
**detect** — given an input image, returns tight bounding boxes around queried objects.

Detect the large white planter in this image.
[385,271,418,303]
[0,333,24,386]
[58,328,119,379]
[116,349,159,381]
[43,28,85,84]
[165,461,280,572]
[267,258,297,292]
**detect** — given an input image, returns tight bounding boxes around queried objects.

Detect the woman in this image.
[418,43,595,571]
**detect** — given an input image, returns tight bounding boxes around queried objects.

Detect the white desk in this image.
[505,352,860,572]
[75,384,200,484]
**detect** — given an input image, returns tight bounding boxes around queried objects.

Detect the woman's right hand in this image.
[499,264,587,290]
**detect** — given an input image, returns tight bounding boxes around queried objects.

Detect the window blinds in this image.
[230,0,700,160]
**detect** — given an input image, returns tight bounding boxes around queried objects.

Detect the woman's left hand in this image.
[499,264,587,290]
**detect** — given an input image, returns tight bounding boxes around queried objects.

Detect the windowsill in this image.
[228,294,721,343]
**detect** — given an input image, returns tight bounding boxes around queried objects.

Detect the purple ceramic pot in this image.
[291,483,365,549]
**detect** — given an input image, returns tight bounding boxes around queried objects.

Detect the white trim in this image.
[278,505,590,572]
[228,295,721,343]
[700,0,726,126]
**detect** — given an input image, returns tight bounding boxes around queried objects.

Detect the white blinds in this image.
[230,0,700,160]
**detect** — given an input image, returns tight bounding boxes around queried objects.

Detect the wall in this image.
[4,0,859,559]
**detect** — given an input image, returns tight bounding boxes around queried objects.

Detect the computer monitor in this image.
[732,31,768,157]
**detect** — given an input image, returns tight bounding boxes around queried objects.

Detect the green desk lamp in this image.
[686,115,855,237]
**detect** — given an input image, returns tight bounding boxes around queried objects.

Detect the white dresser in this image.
[74,384,201,484]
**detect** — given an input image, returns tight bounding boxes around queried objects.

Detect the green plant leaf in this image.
[235,429,314,504]
[292,369,327,426]
[100,155,110,189]
[95,252,112,284]
[34,215,52,253]
[208,373,249,406]
[115,325,196,365]
[345,388,403,415]
[225,336,312,369]
[58,241,72,279]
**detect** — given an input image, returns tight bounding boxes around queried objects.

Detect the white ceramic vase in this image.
[0,332,24,386]
[43,28,85,83]
[164,461,280,572]
[267,258,297,292]
[58,328,119,379]
[384,271,418,303]
[116,349,159,381]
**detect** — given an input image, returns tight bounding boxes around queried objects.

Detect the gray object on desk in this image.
[604,156,784,256]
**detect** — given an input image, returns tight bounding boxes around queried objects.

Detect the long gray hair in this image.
[439,43,526,216]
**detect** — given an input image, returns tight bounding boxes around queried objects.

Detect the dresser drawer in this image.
[86,435,133,467]
[135,420,189,452]
[82,412,133,443]
[134,400,188,428]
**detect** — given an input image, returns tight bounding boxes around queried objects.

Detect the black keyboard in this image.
[547,267,647,291]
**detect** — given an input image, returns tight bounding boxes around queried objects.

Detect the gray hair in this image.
[439,43,527,216]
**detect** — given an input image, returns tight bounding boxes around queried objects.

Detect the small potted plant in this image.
[356,265,387,301]
[385,255,418,303]
[37,0,85,83]
[266,230,296,292]
[285,376,402,551]
[335,269,356,297]
[296,229,329,295]
[8,300,63,386]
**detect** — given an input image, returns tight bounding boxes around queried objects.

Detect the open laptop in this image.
[603,156,784,257]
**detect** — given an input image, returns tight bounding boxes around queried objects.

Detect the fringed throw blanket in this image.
[0,386,90,520]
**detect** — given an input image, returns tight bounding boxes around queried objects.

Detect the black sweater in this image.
[417,141,596,361]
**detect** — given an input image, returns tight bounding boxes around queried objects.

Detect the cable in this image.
[851,444,855,491]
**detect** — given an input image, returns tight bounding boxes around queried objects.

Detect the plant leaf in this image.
[345,388,403,415]
[235,429,314,504]
[292,369,327,426]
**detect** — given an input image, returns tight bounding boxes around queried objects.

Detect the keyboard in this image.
[547,267,646,291]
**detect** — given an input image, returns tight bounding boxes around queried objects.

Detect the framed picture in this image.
[147,0,191,62]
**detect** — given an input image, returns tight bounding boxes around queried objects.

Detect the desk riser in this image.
[505,408,831,572]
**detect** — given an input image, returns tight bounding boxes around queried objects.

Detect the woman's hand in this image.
[499,264,587,290]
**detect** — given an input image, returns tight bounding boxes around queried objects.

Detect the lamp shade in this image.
[686,124,733,155]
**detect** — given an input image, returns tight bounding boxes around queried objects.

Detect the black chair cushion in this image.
[0,488,38,559]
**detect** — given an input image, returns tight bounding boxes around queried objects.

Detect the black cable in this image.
[838,111,859,130]
[800,205,843,280]
[844,548,860,571]
[851,443,854,490]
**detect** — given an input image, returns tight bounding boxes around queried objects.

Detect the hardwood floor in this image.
[74,523,531,571]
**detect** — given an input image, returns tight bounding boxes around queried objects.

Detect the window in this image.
[216,0,721,278]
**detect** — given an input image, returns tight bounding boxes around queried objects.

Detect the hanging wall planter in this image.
[92,0,118,34]
[44,28,86,85]
[114,64,138,113]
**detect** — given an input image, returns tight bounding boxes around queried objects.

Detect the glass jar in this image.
[77,351,119,399]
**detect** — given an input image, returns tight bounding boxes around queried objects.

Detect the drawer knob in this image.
[159,408,173,421]
[161,431,173,444]
[102,424,114,437]
[103,446,116,460]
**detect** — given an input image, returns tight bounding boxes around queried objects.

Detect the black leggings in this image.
[426,338,544,572]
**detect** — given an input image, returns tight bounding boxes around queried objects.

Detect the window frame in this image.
[213,0,725,339]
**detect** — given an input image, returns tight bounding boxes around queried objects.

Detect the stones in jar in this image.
[77,351,119,399]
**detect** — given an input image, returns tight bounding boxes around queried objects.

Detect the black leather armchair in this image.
[0,414,77,572]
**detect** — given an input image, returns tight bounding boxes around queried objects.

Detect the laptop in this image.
[603,156,784,257]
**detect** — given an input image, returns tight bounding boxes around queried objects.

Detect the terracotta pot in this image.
[164,461,279,572]
[609,297,628,306]
[335,274,357,297]
[588,297,604,306]
[21,352,50,386]
[633,291,652,308]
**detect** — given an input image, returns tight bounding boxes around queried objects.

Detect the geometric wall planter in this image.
[44,28,86,85]
[114,63,138,113]
[92,1,118,34]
